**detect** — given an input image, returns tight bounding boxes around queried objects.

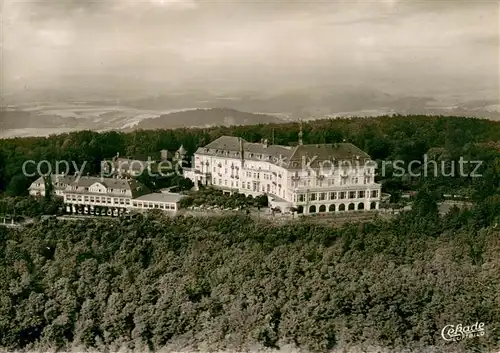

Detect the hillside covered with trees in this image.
[0,196,499,353]
[134,108,286,130]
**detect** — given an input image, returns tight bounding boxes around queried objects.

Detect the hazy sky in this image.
[2,0,499,97]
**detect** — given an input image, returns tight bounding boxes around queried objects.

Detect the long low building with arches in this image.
[269,189,379,215]
[184,133,382,215]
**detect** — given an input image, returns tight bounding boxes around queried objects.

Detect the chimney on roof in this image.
[239,137,244,161]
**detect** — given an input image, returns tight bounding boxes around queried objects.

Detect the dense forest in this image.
[0,193,499,353]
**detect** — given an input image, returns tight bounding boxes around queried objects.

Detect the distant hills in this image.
[0,107,288,139]
[133,108,286,130]
[0,109,78,130]
[120,88,500,121]
[1,84,499,139]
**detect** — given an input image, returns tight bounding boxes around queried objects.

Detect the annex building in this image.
[183,133,381,215]
[29,175,185,216]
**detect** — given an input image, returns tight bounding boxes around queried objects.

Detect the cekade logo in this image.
[441,322,486,341]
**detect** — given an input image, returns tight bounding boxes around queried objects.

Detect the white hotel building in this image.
[184,135,381,214]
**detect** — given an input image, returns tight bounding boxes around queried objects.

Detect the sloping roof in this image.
[203,136,242,151]
[198,136,293,159]
[245,141,294,157]
[52,174,78,189]
[72,176,140,190]
[104,178,143,191]
[66,176,149,198]
[71,176,104,188]
[285,143,371,168]
[30,174,77,189]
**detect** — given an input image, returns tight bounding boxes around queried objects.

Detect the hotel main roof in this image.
[195,136,371,169]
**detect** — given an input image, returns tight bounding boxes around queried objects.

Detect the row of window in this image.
[66,194,131,206]
[214,178,240,188]
[131,202,176,210]
[66,194,177,211]
[212,170,371,182]
[203,162,373,182]
[295,190,379,202]
[246,171,282,180]
[35,183,129,194]
[293,176,373,188]
[200,155,374,173]
[212,170,280,181]
[211,176,281,195]
[208,158,284,175]
[242,181,274,193]
[34,182,69,188]
[207,152,277,162]
[301,168,373,176]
